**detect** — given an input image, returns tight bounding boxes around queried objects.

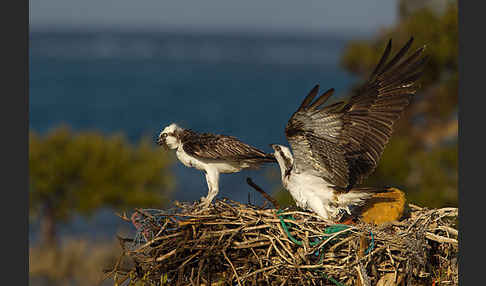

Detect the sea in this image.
[29,29,360,242]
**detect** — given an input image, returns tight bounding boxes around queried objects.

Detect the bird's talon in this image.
[197,197,212,209]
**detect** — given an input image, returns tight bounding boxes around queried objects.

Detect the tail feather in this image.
[243,153,277,169]
[261,153,278,163]
[244,153,277,163]
[335,186,392,207]
[332,186,391,194]
[348,186,391,194]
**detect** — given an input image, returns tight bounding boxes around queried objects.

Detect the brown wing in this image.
[286,37,427,189]
[181,130,276,163]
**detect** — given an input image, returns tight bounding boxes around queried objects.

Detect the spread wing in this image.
[285,37,427,189]
[181,130,276,162]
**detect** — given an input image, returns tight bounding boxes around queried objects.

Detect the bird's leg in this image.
[199,169,220,208]
[307,197,332,221]
[199,174,211,207]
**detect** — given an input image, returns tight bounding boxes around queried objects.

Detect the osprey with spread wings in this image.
[270,37,427,221]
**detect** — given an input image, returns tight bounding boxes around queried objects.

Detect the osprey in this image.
[158,123,276,207]
[271,37,427,221]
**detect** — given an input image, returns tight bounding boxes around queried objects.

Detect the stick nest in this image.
[106,199,458,286]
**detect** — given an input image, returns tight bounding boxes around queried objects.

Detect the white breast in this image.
[176,145,244,174]
[284,172,339,220]
[176,146,207,171]
[208,161,243,173]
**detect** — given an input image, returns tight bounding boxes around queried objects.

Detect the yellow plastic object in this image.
[359,187,407,225]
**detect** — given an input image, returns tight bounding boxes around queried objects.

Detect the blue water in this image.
[29,30,358,241]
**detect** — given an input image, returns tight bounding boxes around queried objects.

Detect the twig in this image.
[436,225,458,237]
[246,177,281,209]
[239,264,282,281]
[155,249,177,262]
[425,232,458,246]
[114,211,131,222]
[222,250,243,286]
[356,262,371,286]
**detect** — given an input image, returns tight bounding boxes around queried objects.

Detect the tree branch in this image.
[246,177,280,209]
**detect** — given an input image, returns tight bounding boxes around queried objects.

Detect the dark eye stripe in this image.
[279,150,292,169]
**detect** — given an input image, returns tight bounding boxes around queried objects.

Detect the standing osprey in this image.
[158,123,276,207]
[271,37,427,221]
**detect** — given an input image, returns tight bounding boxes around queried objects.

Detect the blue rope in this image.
[319,272,348,286]
[277,210,350,247]
[276,210,378,285]
[277,210,355,286]
[365,230,375,255]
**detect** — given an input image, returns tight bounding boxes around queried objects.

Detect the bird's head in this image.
[270,144,294,177]
[157,123,183,150]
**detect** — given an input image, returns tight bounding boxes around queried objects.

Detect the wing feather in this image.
[308,88,335,110]
[370,39,392,78]
[285,37,426,189]
[297,84,320,112]
[181,131,275,163]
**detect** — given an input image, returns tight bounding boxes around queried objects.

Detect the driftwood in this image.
[105,194,458,286]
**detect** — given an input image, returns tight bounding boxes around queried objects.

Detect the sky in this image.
[30,0,398,35]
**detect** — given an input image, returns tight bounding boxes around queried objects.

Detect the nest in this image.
[105,195,458,286]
